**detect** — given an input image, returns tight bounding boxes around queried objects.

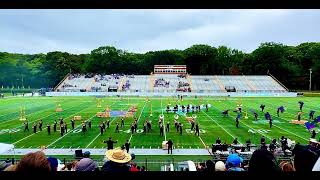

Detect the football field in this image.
[0,96,319,150]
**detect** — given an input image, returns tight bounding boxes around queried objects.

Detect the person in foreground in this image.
[226,154,244,171]
[248,148,279,172]
[101,148,132,172]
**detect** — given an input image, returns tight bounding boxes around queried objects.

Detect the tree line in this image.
[0,42,319,90]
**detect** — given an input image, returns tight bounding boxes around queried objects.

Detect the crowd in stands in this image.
[176,81,191,92]
[177,81,189,88]
[93,74,126,82]
[1,137,320,172]
[110,74,123,80]
[0,148,146,172]
[176,87,191,92]
[126,74,135,78]
[68,74,81,80]
[178,74,186,78]
[62,82,74,88]
[193,145,319,172]
[203,136,320,172]
[154,78,170,88]
[122,80,131,91]
[91,87,102,92]
[84,74,95,78]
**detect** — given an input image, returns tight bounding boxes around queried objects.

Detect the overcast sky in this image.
[0,9,319,54]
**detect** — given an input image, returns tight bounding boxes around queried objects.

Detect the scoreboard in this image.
[154,65,187,74]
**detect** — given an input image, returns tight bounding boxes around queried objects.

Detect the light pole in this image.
[309,69,312,91]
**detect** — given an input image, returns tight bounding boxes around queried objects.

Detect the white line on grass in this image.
[202,111,237,140]
[161,97,167,141]
[208,102,273,141]
[13,131,42,144]
[46,114,96,148]
[12,103,95,145]
[85,100,134,148]
[85,115,118,148]
[48,99,120,148]
[198,136,211,155]
[0,101,56,123]
[128,100,147,143]
[10,101,88,129]
[253,99,309,141]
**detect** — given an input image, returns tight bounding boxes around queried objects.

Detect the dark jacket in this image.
[101,161,130,172]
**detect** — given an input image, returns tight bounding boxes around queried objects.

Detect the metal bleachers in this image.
[56,74,288,94]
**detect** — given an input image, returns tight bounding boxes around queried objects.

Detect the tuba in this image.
[174,114,179,120]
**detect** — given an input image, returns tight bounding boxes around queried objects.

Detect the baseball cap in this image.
[215,161,226,171]
[226,154,243,167]
[83,151,91,158]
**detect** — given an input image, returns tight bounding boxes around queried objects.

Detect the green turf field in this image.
[0,96,319,149]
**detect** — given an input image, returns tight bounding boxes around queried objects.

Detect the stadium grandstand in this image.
[51,65,294,97]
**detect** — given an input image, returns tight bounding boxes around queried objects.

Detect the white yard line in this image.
[13,131,42,144]
[49,99,121,148]
[253,99,309,141]
[161,97,167,141]
[205,98,273,141]
[0,101,55,123]
[129,100,147,143]
[46,114,96,148]
[11,101,87,129]
[209,103,273,141]
[85,133,103,149]
[85,116,117,148]
[12,103,94,145]
[202,111,237,140]
[85,100,134,148]
[198,136,211,155]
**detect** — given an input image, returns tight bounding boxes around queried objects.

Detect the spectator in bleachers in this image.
[140,166,146,171]
[215,161,226,171]
[47,157,58,172]
[0,161,11,171]
[292,144,318,172]
[129,163,139,172]
[15,151,51,172]
[279,161,295,171]
[226,154,244,171]
[75,157,98,171]
[62,161,77,171]
[83,151,91,158]
[203,160,215,172]
[196,163,206,171]
[248,149,279,172]
[101,148,132,172]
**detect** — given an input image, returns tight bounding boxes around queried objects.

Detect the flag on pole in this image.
[305,121,316,130]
